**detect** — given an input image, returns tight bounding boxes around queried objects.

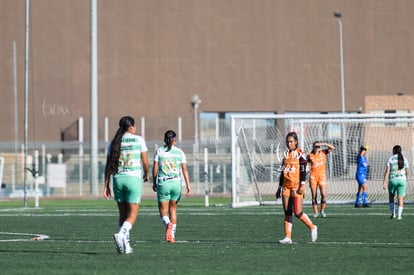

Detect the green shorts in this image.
[157,179,182,203]
[388,178,407,197]
[113,174,142,204]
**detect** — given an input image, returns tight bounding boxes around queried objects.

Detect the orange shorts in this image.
[281,185,304,197]
[309,174,326,189]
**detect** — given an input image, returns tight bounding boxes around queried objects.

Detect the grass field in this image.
[1,197,414,274]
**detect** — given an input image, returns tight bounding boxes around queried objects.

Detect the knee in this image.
[294,211,303,218]
[284,209,293,216]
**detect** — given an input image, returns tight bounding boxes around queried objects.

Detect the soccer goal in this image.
[230,113,414,207]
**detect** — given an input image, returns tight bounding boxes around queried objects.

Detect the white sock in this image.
[398,206,403,217]
[161,216,170,227]
[172,224,177,238]
[119,221,132,236]
[124,231,131,249]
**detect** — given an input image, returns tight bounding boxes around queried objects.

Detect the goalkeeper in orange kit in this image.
[307,141,335,218]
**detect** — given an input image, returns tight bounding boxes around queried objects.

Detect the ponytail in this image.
[106,116,135,175]
[164,130,177,152]
[392,145,404,170]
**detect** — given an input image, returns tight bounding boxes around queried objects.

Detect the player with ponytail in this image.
[152,130,191,243]
[104,116,149,254]
[383,145,409,220]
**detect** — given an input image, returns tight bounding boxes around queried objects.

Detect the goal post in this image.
[231,113,414,208]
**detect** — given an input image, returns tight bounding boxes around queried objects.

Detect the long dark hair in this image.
[393,145,404,170]
[106,116,135,175]
[286,132,298,149]
[164,130,177,152]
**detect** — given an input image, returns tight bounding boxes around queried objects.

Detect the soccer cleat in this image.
[311,226,318,242]
[165,223,173,242]
[354,204,361,208]
[279,237,292,244]
[397,216,402,220]
[313,213,319,218]
[320,211,326,218]
[124,246,134,254]
[362,204,370,208]
[113,233,124,254]
[390,214,396,219]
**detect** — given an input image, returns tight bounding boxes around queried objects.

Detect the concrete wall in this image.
[1,0,414,142]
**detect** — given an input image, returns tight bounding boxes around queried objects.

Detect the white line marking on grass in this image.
[1,235,413,247]
[316,241,414,246]
[0,232,49,242]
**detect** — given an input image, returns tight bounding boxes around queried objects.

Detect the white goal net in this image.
[231,113,414,207]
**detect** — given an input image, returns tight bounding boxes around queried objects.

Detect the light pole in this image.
[334,12,345,114]
[334,12,347,172]
[191,94,202,193]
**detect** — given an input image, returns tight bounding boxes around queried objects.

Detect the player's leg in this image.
[361,180,369,207]
[123,203,139,254]
[279,189,293,244]
[157,182,173,242]
[112,176,128,253]
[319,181,327,217]
[388,181,396,219]
[168,200,178,242]
[355,177,363,207]
[165,180,181,243]
[293,192,314,229]
[158,200,174,241]
[396,179,407,219]
[310,176,318,217]
[293,192,317,242]
[119,177,142,254]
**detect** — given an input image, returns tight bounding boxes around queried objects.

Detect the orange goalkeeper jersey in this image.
[307,149,330,177]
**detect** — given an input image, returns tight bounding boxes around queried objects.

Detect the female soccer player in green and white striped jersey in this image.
[152,130,191,243]
[104,116,149,254]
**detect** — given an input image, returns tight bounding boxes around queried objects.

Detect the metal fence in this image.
[0,117,233,200]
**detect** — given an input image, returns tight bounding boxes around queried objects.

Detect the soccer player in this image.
[276,132,318,244]
[383,145,409,220]
[355,145,369,207]
[307,141,335,218]
[103,116,149,254]
[152,130,191,243]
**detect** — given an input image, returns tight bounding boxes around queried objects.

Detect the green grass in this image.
[1,197,414,274]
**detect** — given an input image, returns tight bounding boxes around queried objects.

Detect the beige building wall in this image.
[364,95,414,152]
[1,0,414,143]
[365,95,414,113]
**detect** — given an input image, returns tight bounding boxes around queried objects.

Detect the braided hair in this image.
[392,145,404,170]
[106,116,135,175]
[164,130,177,152]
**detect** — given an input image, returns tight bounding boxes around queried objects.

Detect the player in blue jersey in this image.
[104,116,149,254]
[152,130,191,243]
[383,145,409,220]
[355,145,369,207]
